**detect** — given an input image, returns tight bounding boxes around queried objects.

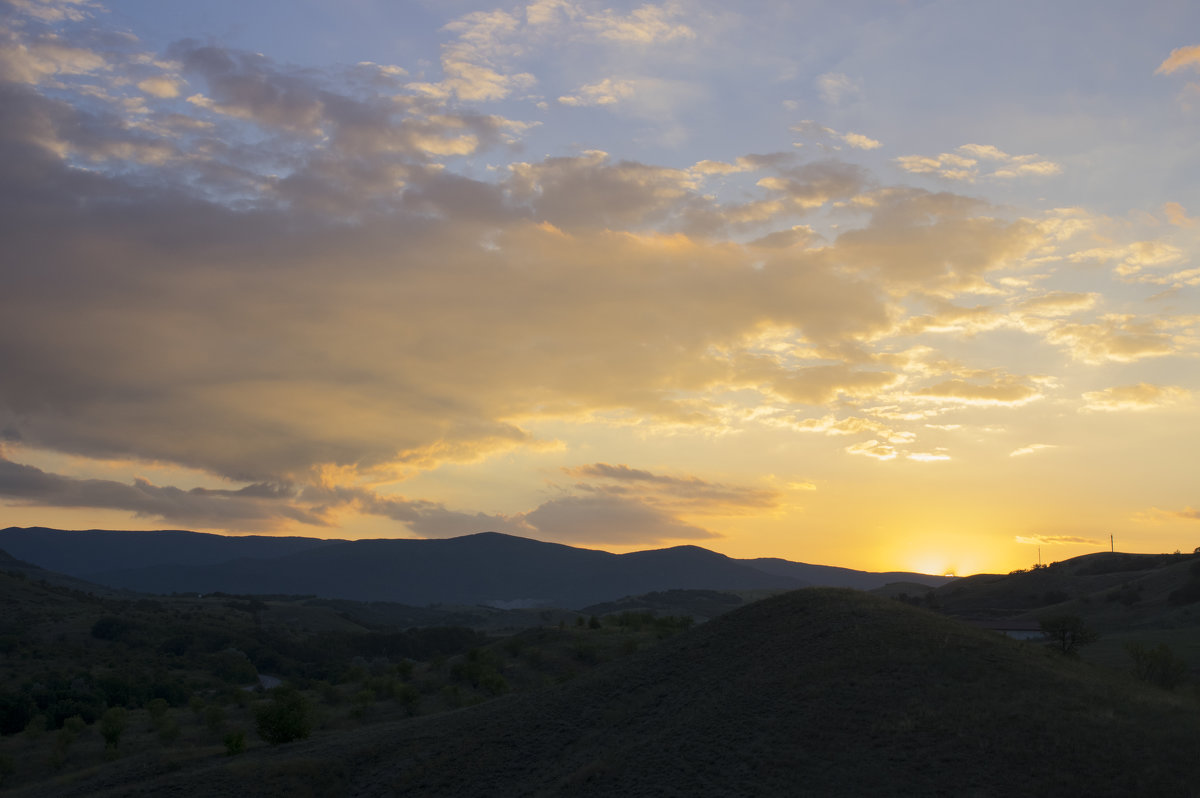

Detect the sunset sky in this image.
[1,0,1198,575]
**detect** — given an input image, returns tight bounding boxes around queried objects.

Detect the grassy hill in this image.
[21,588,1198,797]
[929,550,1200,674]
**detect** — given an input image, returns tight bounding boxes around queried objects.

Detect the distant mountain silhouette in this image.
[0,526,336,575]
[0,527,950,608]
[743,555,956,590]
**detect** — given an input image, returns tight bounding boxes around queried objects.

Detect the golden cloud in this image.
[1013,534,1099,545]
[1015,291,1097,317]
[845,440,897,461]
[1010,444,1055,457]
[1080,383,1191,412]
[894,144,1060,182]
[912,377,1041,406]
[1156,44,1200,75]
[1047,317,1176,363]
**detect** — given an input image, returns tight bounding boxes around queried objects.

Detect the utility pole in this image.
[1110,534,1114,553]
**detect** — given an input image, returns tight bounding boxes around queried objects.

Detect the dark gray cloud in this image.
[0,455,325,527]
[523,494,717,544]
[566,463,780,513]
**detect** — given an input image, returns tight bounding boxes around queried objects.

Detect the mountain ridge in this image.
[0,527,953,608]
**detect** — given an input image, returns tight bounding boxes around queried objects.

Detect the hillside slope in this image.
[34,588,1199,797]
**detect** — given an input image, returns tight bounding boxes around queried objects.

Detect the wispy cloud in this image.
[1155,44,1200,75]
[895,143,1061,182]
[1010,444,1055,457]
[1080,384,1191,412]
[1014,534,1100,546]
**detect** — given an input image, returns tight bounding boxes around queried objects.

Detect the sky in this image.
[1,0,1198,576]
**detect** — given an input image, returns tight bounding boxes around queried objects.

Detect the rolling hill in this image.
[21,588,1198,797]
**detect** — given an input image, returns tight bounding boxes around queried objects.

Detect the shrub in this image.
[157,715,181,744]
[224,729,246,756]
[204,705,227,735]
[0,692,34,735]
[1126,643,1190,690]
[254,688,312,745]
[91,617,133,642]
[99,706,127,750]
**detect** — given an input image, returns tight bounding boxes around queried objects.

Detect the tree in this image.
[1039,614,1098,656]
[254,688,312,745]
[99,707,127,751]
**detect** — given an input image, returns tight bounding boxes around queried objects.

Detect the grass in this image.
[15,588,1198,797]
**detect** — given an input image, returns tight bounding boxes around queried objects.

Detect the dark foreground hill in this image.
[31,589,1199,797]
[0,528,952,608]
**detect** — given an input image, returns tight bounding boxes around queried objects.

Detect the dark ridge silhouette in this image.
[30,588,1199,797]
[80,534,807,607]
[0,526,337,576]
[0,528,951,608]
[745,555,957,589]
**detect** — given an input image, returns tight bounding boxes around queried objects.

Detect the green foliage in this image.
[254,688,313,745]
[204,704,227,735]
[223,729,246,756]
[395,683,420,715]
[23,713,46,741]
[209,649,258,685]
[0,691,35,735]
[1106,584,1142,606]
[147,697,170,723]
[1126,643,1190,690]
[349,689,375,719]
[99,706,127,750]
[91,616,135,642]
[1040,614,1099,657]
[156,715,181,744]
[450,648,507,693]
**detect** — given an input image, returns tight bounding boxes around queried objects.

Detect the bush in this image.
[91,617,134,642]
[224,729,246,756]
[1126,643,1190,690]
[0,692,34,735]
[99,706,127,750]
[254,688,312,745]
